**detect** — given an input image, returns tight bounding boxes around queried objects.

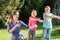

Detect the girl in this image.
[42,6,60,40]
[6,11,29,40]
[27,10,45,40]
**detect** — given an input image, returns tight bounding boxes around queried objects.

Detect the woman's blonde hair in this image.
[5,11,17,26]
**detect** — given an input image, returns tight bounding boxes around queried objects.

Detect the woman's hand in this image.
[15,24,20,27]
[8,24,20,34]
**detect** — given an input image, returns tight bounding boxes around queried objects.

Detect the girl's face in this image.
[13,12,19,21]
[31,11,37,17]
[45,6,50,13]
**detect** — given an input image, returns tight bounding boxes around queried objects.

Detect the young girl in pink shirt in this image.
[27,10,45,40]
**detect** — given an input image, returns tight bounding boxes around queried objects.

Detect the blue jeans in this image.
[11,33,24,40]
[42,27,52,40]
[18,33,24,40]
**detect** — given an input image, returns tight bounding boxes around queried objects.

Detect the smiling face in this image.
[31,10,37,17]
[45,6,51,13]
[12,11,19,22]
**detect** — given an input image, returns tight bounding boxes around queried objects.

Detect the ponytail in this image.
[5,14,13,26]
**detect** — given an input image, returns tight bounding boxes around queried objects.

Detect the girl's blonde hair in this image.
[5,11,17,26]
[45,6,51,11]
[31,10,37,15]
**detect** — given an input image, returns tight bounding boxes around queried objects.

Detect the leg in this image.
[41,28,47,40]
[27,30,31,40]
[18,33,24,40]
[32,31,35,40]
[47,28,52,40]
[11,35,18,40]
[11,38,18,40]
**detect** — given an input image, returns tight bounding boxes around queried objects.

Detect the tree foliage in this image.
[0,0,25,27]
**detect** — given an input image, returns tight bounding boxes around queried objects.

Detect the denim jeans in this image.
[42,27,52,40]
[11,34,24,40]
[18,32,24,40]
[27,30,35,40]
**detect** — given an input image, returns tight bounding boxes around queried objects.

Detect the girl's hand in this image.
[57,16,60,19]
[29,25,37,29]
[35,25,37,28]
[29,27,32,29]
[38,18,41,20]
[44,20,47,22]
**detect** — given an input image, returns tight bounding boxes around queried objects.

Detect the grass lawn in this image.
[0,23,60,40]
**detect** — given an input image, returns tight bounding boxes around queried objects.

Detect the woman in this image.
[6,11,29,40]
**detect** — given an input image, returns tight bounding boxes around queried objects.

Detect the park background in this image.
[0,0,60,40]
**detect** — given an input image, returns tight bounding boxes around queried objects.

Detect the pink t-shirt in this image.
[28,16,38,31]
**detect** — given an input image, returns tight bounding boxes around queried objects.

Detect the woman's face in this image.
[31,11,37,17]
[13,12,19,20]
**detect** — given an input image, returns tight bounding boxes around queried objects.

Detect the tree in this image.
[0,0,25,28]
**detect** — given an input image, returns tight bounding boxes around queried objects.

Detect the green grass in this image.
[0,23,60,40]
